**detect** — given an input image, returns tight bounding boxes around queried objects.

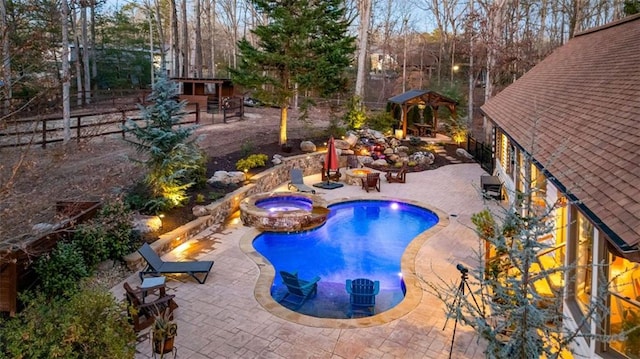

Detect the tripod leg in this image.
[464,280,484,317]
[448,280,466,359]
[442,279,465,330]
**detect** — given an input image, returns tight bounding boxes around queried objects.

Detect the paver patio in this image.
[112,163,495,358]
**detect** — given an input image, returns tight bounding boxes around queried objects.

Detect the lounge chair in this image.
[287,168,316,194]
[279,270,320,309]
[385,164,408,183]
[123,282,178,332]
[361,172,381,192]
[138,243,214,284]
[346,278,380,317]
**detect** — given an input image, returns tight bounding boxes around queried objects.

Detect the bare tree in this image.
[194,0,203,77]
[62,0,71,143]
[181,0,189,76]
[80,1,90,103]
[354,0,372,101]
[0,0,10,115]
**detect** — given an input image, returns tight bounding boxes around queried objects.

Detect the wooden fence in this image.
[0,201,102,316]
[0,103,201,149]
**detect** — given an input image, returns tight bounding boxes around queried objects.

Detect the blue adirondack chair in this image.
[279,270,320,309]
[346,278,380,318]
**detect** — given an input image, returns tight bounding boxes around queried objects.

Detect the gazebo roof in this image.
[388,89,458,107]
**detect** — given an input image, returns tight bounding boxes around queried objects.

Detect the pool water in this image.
[255,196,313,212]
[252,200,439,318]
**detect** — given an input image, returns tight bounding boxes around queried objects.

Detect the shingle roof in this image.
[480,14,640,250]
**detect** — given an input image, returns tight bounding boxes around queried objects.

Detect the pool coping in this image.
[239,195,450,328]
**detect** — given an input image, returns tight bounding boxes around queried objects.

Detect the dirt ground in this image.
[0,104,474,244]
[0,106,332,245]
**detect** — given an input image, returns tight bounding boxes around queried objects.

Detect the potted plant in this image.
[151,307,177,356]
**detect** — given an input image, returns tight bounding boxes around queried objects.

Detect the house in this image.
[480,14,640,358]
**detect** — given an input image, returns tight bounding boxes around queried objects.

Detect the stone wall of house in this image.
[124,152,325,270]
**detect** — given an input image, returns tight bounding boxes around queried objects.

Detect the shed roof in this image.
[481,14,640,252]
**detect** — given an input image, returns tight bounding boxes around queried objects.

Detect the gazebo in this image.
[387,89,458,139]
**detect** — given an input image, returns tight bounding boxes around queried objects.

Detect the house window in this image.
[574,212,594,314]
[531,163,547,209]
[606,252,640,358]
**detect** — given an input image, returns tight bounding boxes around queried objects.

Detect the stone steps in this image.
[433,144,462,164]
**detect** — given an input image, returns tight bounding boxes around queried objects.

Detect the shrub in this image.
[240,140,255,157]
[343,96,367,130]
[236,154,269,172]
[0,290,136,359]
[195,193,206,203]
[73,199,139,266]
[367,110,395,133]
[409,136,422,146]
[34,241,89,298]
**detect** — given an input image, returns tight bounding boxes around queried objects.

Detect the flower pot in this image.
[153,336,175,354]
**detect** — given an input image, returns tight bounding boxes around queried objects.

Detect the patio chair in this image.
[361,172,381,192]
[385,164,408,183]
[138,243,215,284]
[346,155,361,169]
[287,168,316,194]
[321,168,342,182]
[346,278,380,317]
[279,270,320,309]
[123,282,178,332]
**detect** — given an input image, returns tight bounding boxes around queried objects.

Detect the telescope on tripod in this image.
[443,263,483,359]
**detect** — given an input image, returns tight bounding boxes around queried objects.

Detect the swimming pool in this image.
[252,199,439,319]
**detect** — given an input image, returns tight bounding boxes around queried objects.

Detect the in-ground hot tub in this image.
[240,192,330,232]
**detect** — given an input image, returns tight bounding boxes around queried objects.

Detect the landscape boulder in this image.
[300,141,316,153]
[456,148,474,159]
[207,171,246,185]
[132,214,162,234]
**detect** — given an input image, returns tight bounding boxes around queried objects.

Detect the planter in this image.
[153,336,175,354]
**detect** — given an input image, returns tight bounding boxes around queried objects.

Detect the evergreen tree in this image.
[427,182,629,358]
[123,70,205,213]
[231,0,356,145]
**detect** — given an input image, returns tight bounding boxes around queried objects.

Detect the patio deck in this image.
[112,163,496,358]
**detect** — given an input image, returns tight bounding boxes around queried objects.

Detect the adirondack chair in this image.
[346,278,380,318]
[123,282,178,332]
[361,172,381,192]
[385,164,408,183]
[279,270,320,309]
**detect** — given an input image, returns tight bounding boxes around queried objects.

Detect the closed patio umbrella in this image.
[313,136,344,190]
[324,136,339,182]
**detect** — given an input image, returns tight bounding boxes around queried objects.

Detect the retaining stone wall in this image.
[124,152,326,271]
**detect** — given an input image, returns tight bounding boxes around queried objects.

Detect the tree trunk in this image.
[207,0,216,77]
[71,8,83,106]
[90,2,97,80]
[194,0,202,77]
[61,0,71,143]
[0,0,11,114]
[354,0,371,100]
[171,0,179,77]
[152,0,165,68]
[81,4,90,102]
[181,0,189,76]
[279,106,288,145]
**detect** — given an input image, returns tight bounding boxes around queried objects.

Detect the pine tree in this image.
[427,183,627,358]
[123,70,205,212]
[231,0,356,145]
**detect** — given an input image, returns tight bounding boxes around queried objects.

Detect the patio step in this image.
[433,145,463,164]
